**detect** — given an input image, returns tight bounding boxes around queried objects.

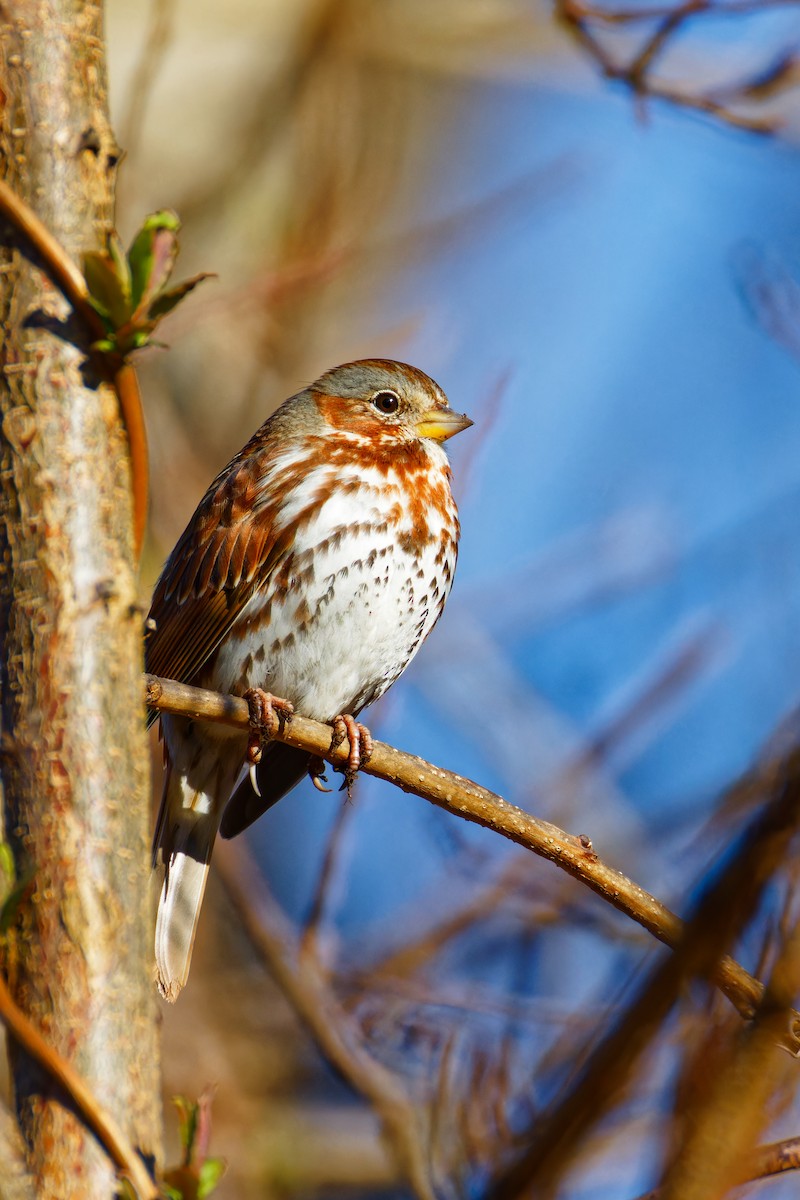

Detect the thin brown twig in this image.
[118,0,179,164]
[571,0,799,21]
[0,177,148,558]
[635,1135,800,1199]
[0,974,158,1200]
[555,0,790,133]
[355,866,525,986]
[659,919,800,1199]
[300,794,357,965]
[488,757,800,1200]
[144,673,777,1033]
[627,0,701,84]
[214,837,437,1200]
[755,1136,800,1176]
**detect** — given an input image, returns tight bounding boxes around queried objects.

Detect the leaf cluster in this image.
[82,211,212,357]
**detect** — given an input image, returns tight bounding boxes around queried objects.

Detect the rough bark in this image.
[0,3,161,1196]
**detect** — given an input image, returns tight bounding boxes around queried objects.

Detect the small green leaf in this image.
[148,274,214,320]
[147,227,180,300]
[142,209,181,235]
[83,252,132,329]
[197,1158,226,1199]
[0,843,15,886]
[0,871,34,933]
[121,324,159,356]
[161,1185,182,1200]
[128,210,181,310]
[84,210,209,361]
[127,232,154,312]
[172,1096,199,1160]
[108,231,132,304]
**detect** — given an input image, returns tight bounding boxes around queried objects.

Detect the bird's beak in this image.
[415,408,474,442]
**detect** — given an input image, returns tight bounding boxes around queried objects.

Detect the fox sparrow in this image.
[147,359,472,999]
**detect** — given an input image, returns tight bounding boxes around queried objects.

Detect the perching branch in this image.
[144,673,782,1036]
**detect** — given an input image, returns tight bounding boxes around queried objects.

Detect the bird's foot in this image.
[244,688,294,796]
[307,756,332,793]
[329,714,373,796]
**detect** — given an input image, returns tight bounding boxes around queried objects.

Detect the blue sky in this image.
[246,63,800,1197]
[258,72,800,886]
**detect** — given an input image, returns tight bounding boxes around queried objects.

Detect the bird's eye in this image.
[371,390,400,414]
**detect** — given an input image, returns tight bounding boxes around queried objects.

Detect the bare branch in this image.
[659,921,800,1198]
[214,838,437,1200]
[118,0,180,164]
[300,794,357,966]
[145,673,777,1030]
[555,0,800,132]
[487,757,800,1199]
[635,1134,800,1199]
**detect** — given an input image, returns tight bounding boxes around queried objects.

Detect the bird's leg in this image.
[244,688,294,797]
[329,714,373,796]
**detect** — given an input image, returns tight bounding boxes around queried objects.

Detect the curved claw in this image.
[330,714,373,796]
[308,755,332,793]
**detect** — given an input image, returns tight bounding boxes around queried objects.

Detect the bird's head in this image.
[309,359,473,448]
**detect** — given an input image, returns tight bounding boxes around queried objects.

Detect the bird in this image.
[146,359,472,1000]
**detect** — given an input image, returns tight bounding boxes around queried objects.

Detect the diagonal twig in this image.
[635,1134,800,1199]
[486,754,800,1199]
[0,974,158,1200]
[555,0,792,132]
[144,673,781,1034]
[214,838,437,1200]
[118,0,180,164]
[300,794,357,965]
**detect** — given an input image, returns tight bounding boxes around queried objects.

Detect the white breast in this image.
[212,450,458,721]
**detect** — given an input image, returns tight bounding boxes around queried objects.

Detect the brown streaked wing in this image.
[145,460,295,712]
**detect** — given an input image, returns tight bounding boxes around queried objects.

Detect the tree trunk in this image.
[0,3,161,1196]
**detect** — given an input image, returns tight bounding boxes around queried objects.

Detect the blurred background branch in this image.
[102,0,800,1195]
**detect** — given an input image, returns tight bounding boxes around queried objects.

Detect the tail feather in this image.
[153,765,222,1002]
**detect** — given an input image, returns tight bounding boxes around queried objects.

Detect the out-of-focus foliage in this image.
[162,1092,227,1200]
[107,0,800,1196]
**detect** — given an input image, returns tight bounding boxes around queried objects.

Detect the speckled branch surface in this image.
[145,673,773,1030]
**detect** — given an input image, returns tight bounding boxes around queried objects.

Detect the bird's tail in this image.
[153,764,223,1002]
